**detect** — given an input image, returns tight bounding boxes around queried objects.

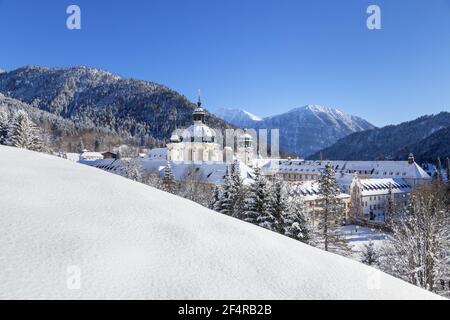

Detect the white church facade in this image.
[166,98,255,165]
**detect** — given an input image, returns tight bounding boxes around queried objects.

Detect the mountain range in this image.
[308,112,450,163]
[1,65,448,163]
[214,105,375,157]
[0,66,231,152]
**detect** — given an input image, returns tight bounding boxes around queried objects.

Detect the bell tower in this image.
[193,93,206,124]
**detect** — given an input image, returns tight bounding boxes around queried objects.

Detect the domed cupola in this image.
[238,129,254,148]
[193,96,206,124]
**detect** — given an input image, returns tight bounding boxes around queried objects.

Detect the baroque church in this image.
[166,97,255,165]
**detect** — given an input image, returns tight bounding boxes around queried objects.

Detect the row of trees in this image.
[0,109,44,151]
[209,162,350,253]
[113,156,450,297]
[210,164,315,244]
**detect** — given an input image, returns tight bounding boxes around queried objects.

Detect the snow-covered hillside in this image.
[0,146,442,300]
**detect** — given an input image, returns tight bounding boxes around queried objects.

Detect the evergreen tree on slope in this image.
[243,166,273,227]
[317,162,349,254]
[0,108,9,144]
[284,184,315,244]
[123,158,143,182]
[162,161,176,194]
[361,241,379,266]
[7,110,43,151]
[215,165,234,215]
[209,184,222,211]
[269,178,288,234]
[229,161,246,219]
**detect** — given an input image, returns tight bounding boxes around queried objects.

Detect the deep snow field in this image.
[343,225,387,259]
[0,146,442,300]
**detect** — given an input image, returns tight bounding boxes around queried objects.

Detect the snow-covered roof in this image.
[273,159,431,180]
[148,148,167,160]
[290,181,350,202]
[80,152,104,160]
[358,178,412,196]
[65,153,80,162]
[84,157,255,186]
[181,123,217,142]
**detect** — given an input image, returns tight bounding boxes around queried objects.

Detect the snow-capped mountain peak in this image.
[214,108,263,127]
[214,105,375,157]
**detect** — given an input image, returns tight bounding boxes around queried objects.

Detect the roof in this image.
[289,181,350,202]
[270,159,431,180]
[181,123,217,142]
[358,178,412,196]
[148,148,167,160]
[82,157,255,186]
[80,152,104,159]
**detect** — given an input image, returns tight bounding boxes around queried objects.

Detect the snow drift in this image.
[0,146,442,299]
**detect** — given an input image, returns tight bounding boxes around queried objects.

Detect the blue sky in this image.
[1,0,450,126]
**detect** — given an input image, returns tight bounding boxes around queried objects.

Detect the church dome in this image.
[193,107,206,115]
[182,123,217,143]
[170,133,181,143]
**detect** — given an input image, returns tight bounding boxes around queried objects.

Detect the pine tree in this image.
[284,185,315,244]
[229,161,246,219]
[361,241,379,266]
[269,178,288,234]
[0,108,9,144]
[317,162,350,254]
[146,169,163,189]
[209,185,221,210]
[162,161,176,194]
[123,159,143,182]
[77,138,85,153]
[6,111,43,151]
[216,166,234,215]
[243,167,273,227]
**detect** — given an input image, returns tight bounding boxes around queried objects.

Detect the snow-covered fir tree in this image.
[284,184,315,244]
[360,241,379,266]
[229,161,246,219]
[243,166,273,228]
[209,185,222,211]
[0,108,9,144]
[145,169,163,189]
[379,181,449,296]
[6,110,43,151]
[317,162,349,254]
[269,178,288,234]
[162,161,176,194]
[215,166,234,216]
[123,159,143,182]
